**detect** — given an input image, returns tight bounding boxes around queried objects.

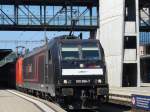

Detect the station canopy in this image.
[0,49,12,61]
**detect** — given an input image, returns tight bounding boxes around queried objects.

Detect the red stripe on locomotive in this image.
[16,57,23,86]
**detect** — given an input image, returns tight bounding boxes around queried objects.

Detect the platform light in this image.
[80,64,84,68]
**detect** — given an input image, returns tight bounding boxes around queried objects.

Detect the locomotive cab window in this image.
[82,43,101,60]
[61,44,79,60]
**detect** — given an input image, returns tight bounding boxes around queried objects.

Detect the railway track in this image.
[68,109,100,112]
[67,103,131,112]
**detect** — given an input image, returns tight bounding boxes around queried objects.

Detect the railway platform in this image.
[0,90,66,112]
[109,87,150,106]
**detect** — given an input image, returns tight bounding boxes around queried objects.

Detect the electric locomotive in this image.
[16,35,109,109]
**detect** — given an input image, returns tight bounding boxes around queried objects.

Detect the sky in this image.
[0,31,90,51]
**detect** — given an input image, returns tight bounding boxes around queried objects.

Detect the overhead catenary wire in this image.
[0,40,45,51]
[17,31,25,40]
[0,40,44,44]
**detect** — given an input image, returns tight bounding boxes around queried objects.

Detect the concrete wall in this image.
[97,0,125,87]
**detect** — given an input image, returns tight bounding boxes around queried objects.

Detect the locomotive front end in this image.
[56,39,109,109]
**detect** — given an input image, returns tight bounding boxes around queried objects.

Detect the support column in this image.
[14,4,18,25]
[98,0,125,87]
[136,0,140,87]
[40,5,42,24]
[44,5,46,24]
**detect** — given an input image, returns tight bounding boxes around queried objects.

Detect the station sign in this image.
[131,94,150,111]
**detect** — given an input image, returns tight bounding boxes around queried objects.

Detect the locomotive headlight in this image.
[80,64,84,68]
[64,80,68,84]
[98,79,102,83]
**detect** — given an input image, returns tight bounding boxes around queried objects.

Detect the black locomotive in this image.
[17,35,109,109]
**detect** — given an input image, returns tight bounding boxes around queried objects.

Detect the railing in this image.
[0,0,99,6]
[0,15,98,26]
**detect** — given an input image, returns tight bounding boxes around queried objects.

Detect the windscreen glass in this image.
[61,44,79,60]
[82,43,101,60]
